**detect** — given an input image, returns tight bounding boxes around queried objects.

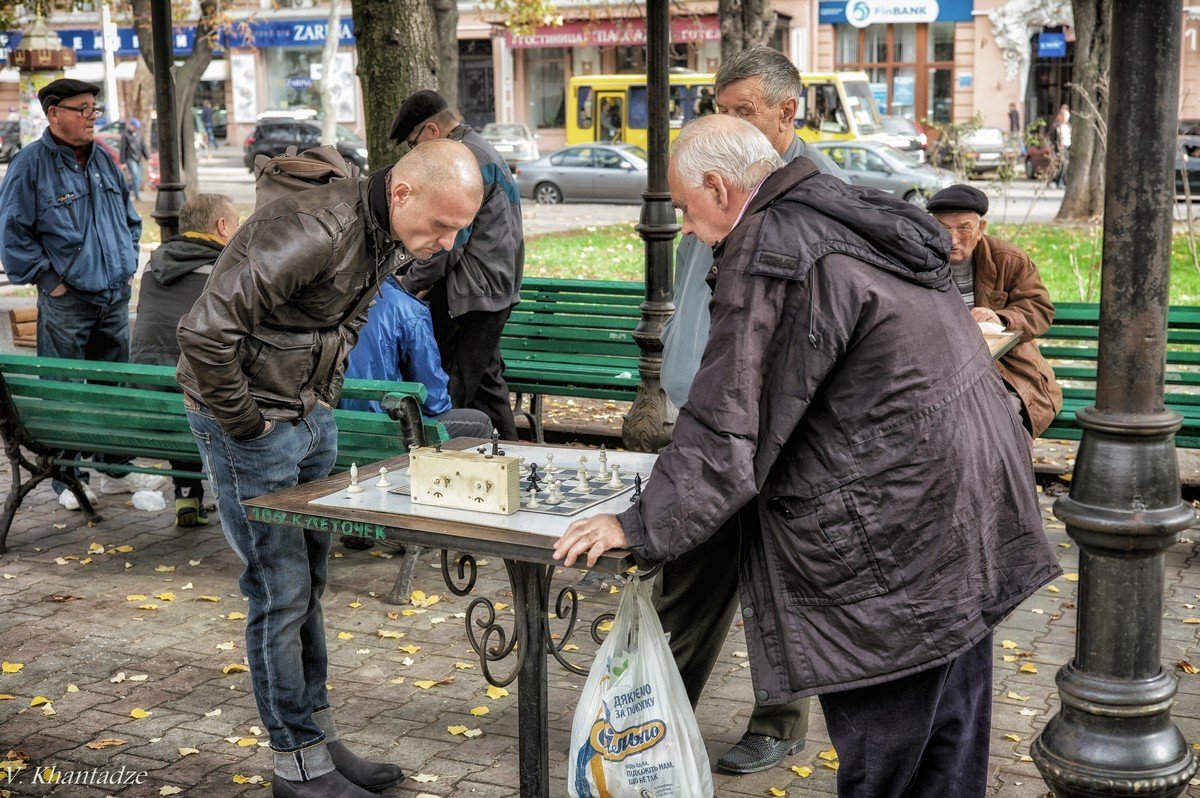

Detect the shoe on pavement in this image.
[716,732,805,774]
[328,740,405,792]
[341,535,375,551]
[175,498,210,527]
[58,484,99,511]
[272,769,378,798]
[99,471,167,494]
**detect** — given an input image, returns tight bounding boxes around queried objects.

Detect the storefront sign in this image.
[818,0,973,25]
[1037,32,1067,58]
[504,16,720,49]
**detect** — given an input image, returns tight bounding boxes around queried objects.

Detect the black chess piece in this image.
[527,463,542,494]
[631,474,642,502]
[434,440,443,453]
[491,430,501,456]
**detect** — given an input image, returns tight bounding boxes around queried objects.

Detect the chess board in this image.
[389,464,642,517]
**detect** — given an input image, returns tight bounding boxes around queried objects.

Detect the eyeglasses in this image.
[405,123,427,149]
[56,103,104,120]
[939,222,979,237]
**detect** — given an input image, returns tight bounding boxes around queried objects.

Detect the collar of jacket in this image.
[45,128,92,168]
[362,168,397,259]
[969,233,1002,300]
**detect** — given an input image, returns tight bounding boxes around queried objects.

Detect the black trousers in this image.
[427,281,518,441]
[653,500,810,739]
[818,632,993,798]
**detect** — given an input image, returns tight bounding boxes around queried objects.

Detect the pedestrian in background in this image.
[119,118,149,201]
[1051,104,1072,188]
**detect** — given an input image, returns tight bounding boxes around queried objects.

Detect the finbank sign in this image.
[847,0,940,27]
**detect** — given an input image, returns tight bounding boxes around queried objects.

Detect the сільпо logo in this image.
[589,717,667,762]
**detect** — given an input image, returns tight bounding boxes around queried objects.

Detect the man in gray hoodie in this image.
[655,46,845,775]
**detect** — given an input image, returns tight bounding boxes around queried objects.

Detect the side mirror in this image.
[620,161,634,171]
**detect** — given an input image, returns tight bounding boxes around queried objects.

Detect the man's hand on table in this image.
[971,306,1002,325]
[554,514,628,568]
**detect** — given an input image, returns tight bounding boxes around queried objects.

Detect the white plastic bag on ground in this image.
[130,490,166,512]
[568,576,713,798]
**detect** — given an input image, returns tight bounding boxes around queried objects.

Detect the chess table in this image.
[243,438,655,798]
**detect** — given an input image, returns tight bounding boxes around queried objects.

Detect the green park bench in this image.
[502,277,643,441]
[0,353,447,556]
[1037,303,1200,447]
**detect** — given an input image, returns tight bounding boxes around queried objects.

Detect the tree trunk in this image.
[718,0,777,63]
[319,0,342,145]
[429,0,459,111]
[127,54,155,130]
[352,0,439,172]
[1056,0,1111,221]
[134,0,219,197]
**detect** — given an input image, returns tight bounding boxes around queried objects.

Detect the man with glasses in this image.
[0,78,164,508]
[927,184,1063,438]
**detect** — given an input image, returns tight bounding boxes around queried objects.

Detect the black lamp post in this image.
[1031,2,1199,795]
[621,0,679,453]
[150,0,184,240]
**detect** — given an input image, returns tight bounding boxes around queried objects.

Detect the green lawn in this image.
[525,221,1200,305]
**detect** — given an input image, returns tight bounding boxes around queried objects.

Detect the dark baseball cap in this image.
[389,90,449,142]
[37,78,102,113]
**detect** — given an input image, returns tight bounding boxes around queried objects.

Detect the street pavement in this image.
[1,461,1199,797]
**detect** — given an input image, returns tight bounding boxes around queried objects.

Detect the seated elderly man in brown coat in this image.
[926,184,1064,438]
[554,115,1060,797]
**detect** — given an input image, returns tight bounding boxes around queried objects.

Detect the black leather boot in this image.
[271,769,378,798]
[328,740,405,792]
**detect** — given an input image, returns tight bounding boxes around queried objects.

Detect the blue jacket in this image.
[0,129,141,302]
[341,276,453,416]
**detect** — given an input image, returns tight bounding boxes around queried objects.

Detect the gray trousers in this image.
[653,498,810,739]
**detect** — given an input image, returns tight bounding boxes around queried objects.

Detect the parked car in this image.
[880,115,927,162]
[90,123,161,190]
[480,122,539,165]
[813,140,954,207]
[1176,152,1200,198]
[933,127,1019,176]
[0,121,19,163]
[242,119,368,171]
[515,143,648,204]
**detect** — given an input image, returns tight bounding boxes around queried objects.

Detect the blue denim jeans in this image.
[38,288,132,492]
[126,158,142,200]
[186,402,340,780]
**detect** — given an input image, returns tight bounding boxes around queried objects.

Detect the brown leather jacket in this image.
[973,234,1064,437]
[177,173,403,440]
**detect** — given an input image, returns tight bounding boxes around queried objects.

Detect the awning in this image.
[504,15,720,49]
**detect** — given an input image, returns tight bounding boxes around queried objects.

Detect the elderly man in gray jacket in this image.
[556,115,1059,797]
[655,46,844,775]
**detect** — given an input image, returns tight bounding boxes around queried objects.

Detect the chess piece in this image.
[491,430,501,456]
[545,453,558,478]
[598,445,608,473]
[346,463,363,494]
[632,473,643,501]
[546,480,564,505]
[576,455,589,483]
[528,463,542,494]
[608,464,622,489]
[434,440,443,453]
[526,486,541,510]
[376,466,392,489]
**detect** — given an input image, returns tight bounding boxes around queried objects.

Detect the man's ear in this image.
[392,178,415,206]
[978,218,988,235]
[704,170,730,209]
[778,97,798,131]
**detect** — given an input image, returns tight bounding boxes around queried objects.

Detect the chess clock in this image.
[408,447,523,515]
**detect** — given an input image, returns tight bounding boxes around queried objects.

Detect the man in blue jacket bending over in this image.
[0,78,164,508]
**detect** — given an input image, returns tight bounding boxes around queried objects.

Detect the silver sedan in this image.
[515,143,648,205]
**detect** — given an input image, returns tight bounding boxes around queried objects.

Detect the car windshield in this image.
[842,80,882,135]
[880,145,922,168]
[883,117,917,136]
[334,124,363,145]
[969,128,1006,146]
[483,124,528,139]
[618,145,649,166]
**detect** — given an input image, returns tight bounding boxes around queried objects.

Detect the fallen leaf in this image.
[387,611,399,620]
[1047,585,1061,594]
[818,747,838,762]
[41,704,55,716]
[217,641,236,651]
[608,585,619,594]
[401,657,414,667]
[110,672,127,683]
[1007,691,1030,701]
[398,645,421,654]
[377,629,405,639]
[412,773,438,783]
[155,592,176,602]
[160,788,183,796]
[1019,663,1039,674]
[463,728,483,738]
[126,595,148,602]
[86,739,126,750]
[454,662,475,670]
[1064,573,1079,582]
[88,543,105,554]
[487,685,509,700]
[189,559,202,566]
[1003,655,1017,662]
[66,684,78,693]
[1020,708,1038,716]
[54,557,69,565]
[348,601,362,609]
[337,632,354,640]
[470,706,489,716]
[227,612,247,621]
[822,760,839,771]
[562,644,580,652]
[232,774,264,784]
[356,648,370,654]
[198,596,221,602]
[1184,618,1200,625]
[1,662,22,674]
[414,680,438,690]
[205,709,222,717]
[129,708,151,719]
[791,765,812,778]
[447,725,469,735]
[1005,733,1021,742]
[597,620,613,633]
[493,602,509,611]
[236,738,258,747]
[388,677,406,684]
[0,695,13,700]
[155,565,176,573]
[138,604,159,611]
[113,545,134,553]
[769,789,786,797]
[29,696,50,707]
[178,747,200,757]
[1178,660,1199,675]
[223,663,250,674]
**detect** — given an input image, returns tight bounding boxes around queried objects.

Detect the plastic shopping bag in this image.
[568,576,713,798]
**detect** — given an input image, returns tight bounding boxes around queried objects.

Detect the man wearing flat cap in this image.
[0,78,164,508]
[927,184,1063,438]
[388,89,522,440]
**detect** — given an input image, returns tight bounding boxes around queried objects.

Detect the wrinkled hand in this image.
[553,514,627,568]
[971,306,1002,325]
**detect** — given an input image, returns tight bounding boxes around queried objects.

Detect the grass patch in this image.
[526,221,1200,305]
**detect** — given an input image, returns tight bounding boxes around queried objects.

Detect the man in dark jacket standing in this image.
[388,91,523,440]
[119,118,149,201]
[927,184,1063,438]
[556,115,1060,796]
[177,141,483,798]
[131,193,239,527]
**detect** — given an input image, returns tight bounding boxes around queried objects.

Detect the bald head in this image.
[387,139,483,259]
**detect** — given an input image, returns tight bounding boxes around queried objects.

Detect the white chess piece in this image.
[576,455,589,483]
[546,480,564,505]
[526,486,541,509]
[376,466,392,489]
[346,463,363,494]
[545,453,558,477]
[608,465,622,489]
[598,445,608,474]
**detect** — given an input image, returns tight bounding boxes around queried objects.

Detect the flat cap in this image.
[389,89,448,142]
[927,184,989,216]
[37,78,102,113]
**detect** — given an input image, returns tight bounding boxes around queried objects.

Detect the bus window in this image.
[578,86,594,128]
[841,80,883,135]
[669,85,689,127]
[693,86,717,117]
[600,96,625,140]
[807,84,849,134]
[627,86,647,130]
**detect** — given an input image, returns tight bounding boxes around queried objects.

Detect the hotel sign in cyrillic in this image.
[504,16,720,49]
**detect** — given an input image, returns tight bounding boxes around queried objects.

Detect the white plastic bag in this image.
[568,577,713,798]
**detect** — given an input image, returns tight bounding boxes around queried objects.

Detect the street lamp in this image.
[1031,2,1199,795]
[149,0,184,240]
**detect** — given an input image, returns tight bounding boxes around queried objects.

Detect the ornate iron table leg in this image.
[384,544,425,605]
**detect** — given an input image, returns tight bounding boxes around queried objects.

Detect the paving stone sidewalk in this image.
[1,466,1199,798]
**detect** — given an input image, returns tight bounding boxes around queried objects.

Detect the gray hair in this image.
[179,193,235,235]
[672,115,783,191]
[714,46,803,107]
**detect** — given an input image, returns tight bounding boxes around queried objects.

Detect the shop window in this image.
[927,67,953,124]
[892,24,916,63]
[615,43,689,73]
[264,48,322,111]
[836,26,859,63]
[836,23,955,123]
[928,22,955,61]
[526,47,566,128]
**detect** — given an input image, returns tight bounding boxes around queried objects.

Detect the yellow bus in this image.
[566,71,884,150]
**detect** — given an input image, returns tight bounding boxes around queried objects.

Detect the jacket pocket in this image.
[239,327,318,403]
[765,484,888,606]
